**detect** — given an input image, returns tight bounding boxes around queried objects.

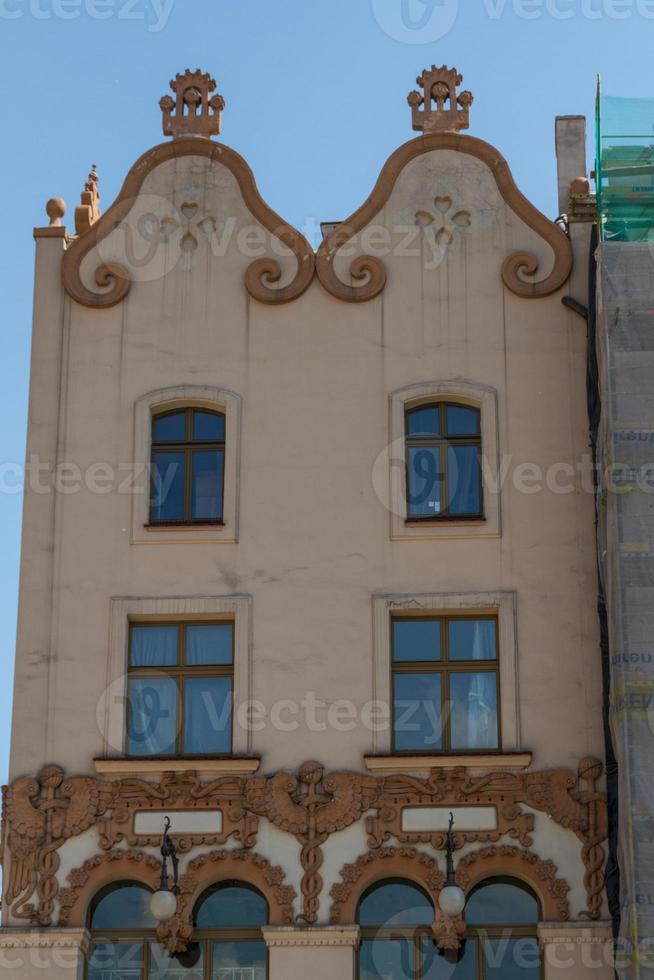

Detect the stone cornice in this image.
[538,921,614,945]
[0,928,90,951]
[262,926,360,948]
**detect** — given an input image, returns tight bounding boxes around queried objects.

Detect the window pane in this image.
[192,450,224,520]
[393,620,441,663]
[446,405,480,436]
[450,673,498,751]
[212,941,267,979]
[151,451,185,521]
[448,620,497,662]
[130,626,178,667]
[184,677,232,754]
[407,405,440,437]
[423,936,477,978]
[447,445,481,515]
[407,446,443,517]
[467,881,539,925]
[359,881,433,926]
[484,938,541,977]
[149,942,204,978]
[88,942,144,980]
[127,678,177,756]
[196,885,268,928]
[193,410,225,442]
[91,885,156,929]
[186,624,233,665]
[360,939,414,980]
[153,412,186,443]
[393,673,442,751]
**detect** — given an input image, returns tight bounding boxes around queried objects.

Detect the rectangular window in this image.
[150,408,225,525]
[127,622,234,757]
[392,616,499,753]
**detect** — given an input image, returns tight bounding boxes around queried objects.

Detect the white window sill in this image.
[364,753,533,774]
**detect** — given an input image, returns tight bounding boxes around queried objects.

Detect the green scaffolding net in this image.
[597,85,654,242]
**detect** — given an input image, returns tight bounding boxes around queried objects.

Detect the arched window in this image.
[150,408,225,525]
[87,880,268,979]
[357,876,541,979]
[405,402,482,520]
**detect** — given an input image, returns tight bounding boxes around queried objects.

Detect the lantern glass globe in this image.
[439,885,466,917]
[150,889,177,922]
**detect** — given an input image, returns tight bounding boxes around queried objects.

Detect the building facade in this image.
[1,65,615,978]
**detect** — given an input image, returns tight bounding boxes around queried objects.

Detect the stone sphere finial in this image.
[46,197,66,227]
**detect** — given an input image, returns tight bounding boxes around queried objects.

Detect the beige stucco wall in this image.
[4,132,610,977]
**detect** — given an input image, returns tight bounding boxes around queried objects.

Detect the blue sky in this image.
[0,0,651,783]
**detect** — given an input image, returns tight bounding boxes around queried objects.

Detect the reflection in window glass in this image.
[393,620,441,663]
[423,937,477,978]
[196,885,268,928]
[87,942,144,980]
[360,939,414,980]
[192,451,224,520]
[407,446,442,517]
[447,445,481,515]
[393,674,442,751]
[484,938,541,978]
[184,676,233,754]
[130,626,178,667]
[91,885,156,930]
[193,410,225,442]
[151,452,185,521]
[150,409,225,525]
[466,881,539,926]
[407,406,440,437]
[212,941,267,979]
[446,405,480,436]
[450,672,499,751]
[448,621,496,662]
[149,943,204,979]
[127,678,177,756]
[153,412,186,443]
[359,882,434,927]
[186,624,233,666]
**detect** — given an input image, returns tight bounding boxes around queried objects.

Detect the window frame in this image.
[149,407,226,527]
[388,381,501,541]
[87,880,270,980]
[131,385,241,546]
[370,591,520,758]
[356,876,543,980]
[405,402,483,522]
[390,614,501,755]
[126,620,235,758]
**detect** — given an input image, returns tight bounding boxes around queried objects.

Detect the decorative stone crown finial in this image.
[75,164,101,236]
[408,65,473,135]
[160,69,225,140]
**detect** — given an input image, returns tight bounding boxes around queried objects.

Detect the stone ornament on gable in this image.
[408,64,474,135]
[160,69,226,140]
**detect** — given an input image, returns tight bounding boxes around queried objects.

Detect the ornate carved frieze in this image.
[1,758,607,933]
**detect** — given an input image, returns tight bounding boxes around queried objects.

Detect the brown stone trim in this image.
[61,139,315,309]
[315,134,573,302]
[456,845,570,921]
[364,753,533,773]
[93,758,261,777]
[329,847,445,924]
[329,843,570,925]
[58,848,295,954]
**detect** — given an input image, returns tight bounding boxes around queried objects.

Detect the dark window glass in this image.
[153,412,186,443]
[448,445,481,515]
[184,676,232,754]
[150,408,225,525]
[392,616,499,753]
[393,673,442,752]
[186,624,233,666]
[149,943,204,979]
[423,936,477,978]
[130,626,178,667]
[127,622,234,758]
[446,405,480,436]
[191,450,224,520]
[193,410,225,442]
[151,451,185,521]
[405,402,482,520]
[360,939,413,980]
[196,885,268,928]
[448,620,497,662]
[358,882,433,927]
[407,405,440,437]
[393,620,441,663]
[91,884,156,929]
[407,446,443,517]
[466,881,539,926]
